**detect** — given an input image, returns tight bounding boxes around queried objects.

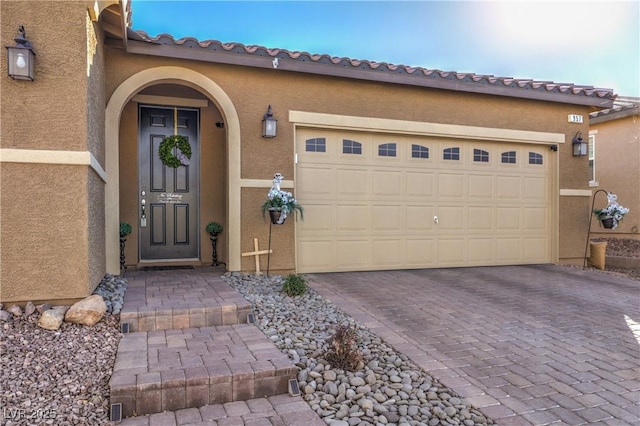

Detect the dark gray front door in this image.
[139,106,199,260]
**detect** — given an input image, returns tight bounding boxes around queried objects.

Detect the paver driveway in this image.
[308,265,640,425]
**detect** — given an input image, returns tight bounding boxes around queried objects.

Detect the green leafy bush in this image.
[325,324,363,371]
[282,274,307,297]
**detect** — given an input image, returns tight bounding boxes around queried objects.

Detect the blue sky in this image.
[130,1,639,97]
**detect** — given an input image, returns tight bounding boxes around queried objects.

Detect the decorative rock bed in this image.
[224,273,494,426]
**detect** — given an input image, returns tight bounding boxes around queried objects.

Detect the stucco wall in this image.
[0,164,89,303]
[1,2,105,303]
[589,114,640,239]
[104,47,594,270]
[1,1,90,151]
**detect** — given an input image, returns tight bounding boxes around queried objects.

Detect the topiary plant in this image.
[282,273,307,297]
[205,222,224,236]
[119,222,132,237]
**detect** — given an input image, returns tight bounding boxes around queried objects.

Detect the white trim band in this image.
[0,148,107,183]
[560,189,592,197]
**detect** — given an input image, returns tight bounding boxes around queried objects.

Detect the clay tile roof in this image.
[589,96,640,122]
[128,31,616,107]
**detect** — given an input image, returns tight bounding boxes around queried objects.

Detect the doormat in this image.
[141,265,196,271]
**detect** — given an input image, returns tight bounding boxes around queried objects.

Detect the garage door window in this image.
[305,138,326,152]
[343,139,362,155]
[529,152,543,165]
[411,144,429,159]
[501,151,516,164]
[378,143,397,157]
[443,147,460,160]
[473,149,489,162]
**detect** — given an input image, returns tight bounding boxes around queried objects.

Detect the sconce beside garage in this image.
[262,105,277,138]
[572,132,587,156]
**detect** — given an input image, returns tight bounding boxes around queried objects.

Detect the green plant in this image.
[205,222,223,236]
[119,222,132,237]
[282,274,308,297]
[325,324,363,371]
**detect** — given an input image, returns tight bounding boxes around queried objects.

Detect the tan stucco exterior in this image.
[1,1,106,304]
[589,109,640,239]
[0,1,613,303]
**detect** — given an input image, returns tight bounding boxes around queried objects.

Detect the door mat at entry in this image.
[141,265,196,271]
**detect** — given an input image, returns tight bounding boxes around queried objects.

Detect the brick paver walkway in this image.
[308,265,640,425]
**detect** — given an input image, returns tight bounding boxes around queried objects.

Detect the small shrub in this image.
[282,274,307,296]
[205,222,223,235]
[119,222,132,237]
[325,324,362,371]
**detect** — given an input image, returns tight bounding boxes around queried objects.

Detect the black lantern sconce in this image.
[262,105,277,138]
[572,132,587,156]
[6,26,35,81]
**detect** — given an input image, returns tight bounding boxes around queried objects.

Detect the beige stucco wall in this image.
[589,113,640,239]
[1,164,90,303]
[1,1,106,303]
[104,47,593,272]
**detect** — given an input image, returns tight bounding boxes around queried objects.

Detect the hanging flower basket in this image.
[261,173,303,225]
[159,135,191,168]
[268,208,286,225]
[593,192,629,230]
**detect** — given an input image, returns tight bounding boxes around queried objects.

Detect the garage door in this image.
[295,128,553,273]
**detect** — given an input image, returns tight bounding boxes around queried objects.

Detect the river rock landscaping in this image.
[223,273,494,426]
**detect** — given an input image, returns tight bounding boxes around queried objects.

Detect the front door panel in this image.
[139,106,199,260]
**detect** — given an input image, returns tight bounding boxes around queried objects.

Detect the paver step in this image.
[119,274,251,332]
[109,324,297,419]
[115,395,326,426]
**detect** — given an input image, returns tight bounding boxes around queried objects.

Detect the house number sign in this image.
[157,192,183,204]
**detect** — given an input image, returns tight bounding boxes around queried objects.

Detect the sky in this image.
[130,1,640,97]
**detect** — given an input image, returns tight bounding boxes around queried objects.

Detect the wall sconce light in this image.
[572,131,587,156]
[6,26,35,81]
[262,105,277,138]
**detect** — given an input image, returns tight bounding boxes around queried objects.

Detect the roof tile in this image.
[132,31,616,103]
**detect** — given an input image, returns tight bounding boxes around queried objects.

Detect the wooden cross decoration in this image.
[241,237,272,275]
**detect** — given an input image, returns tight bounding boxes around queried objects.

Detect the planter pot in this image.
[268,208,286,225]
[600,217,615,229]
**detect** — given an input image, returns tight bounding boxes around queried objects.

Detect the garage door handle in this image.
[434,216,439,224]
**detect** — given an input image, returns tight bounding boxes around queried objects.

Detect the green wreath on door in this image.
[159,135,192,168]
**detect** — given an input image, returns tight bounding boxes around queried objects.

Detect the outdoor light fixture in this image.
[262,105,277,138]
[6,25,35,81]
[572,131,587,156]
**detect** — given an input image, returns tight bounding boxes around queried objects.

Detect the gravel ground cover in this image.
[224,273,494,426]
[0,276,125,426]
[590,238,640,281]
[0,314,120,425]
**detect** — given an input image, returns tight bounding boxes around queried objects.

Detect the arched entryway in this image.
[105,66,241,273]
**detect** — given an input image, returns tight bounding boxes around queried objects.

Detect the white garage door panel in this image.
[296,129,553,272]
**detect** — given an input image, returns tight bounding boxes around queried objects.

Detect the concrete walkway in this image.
[308,265,640,425]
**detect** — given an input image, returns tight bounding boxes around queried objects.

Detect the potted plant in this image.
[119,222,132,270]
[205,222,224,266]
[593,192,629,230]
[261,173,303,225]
